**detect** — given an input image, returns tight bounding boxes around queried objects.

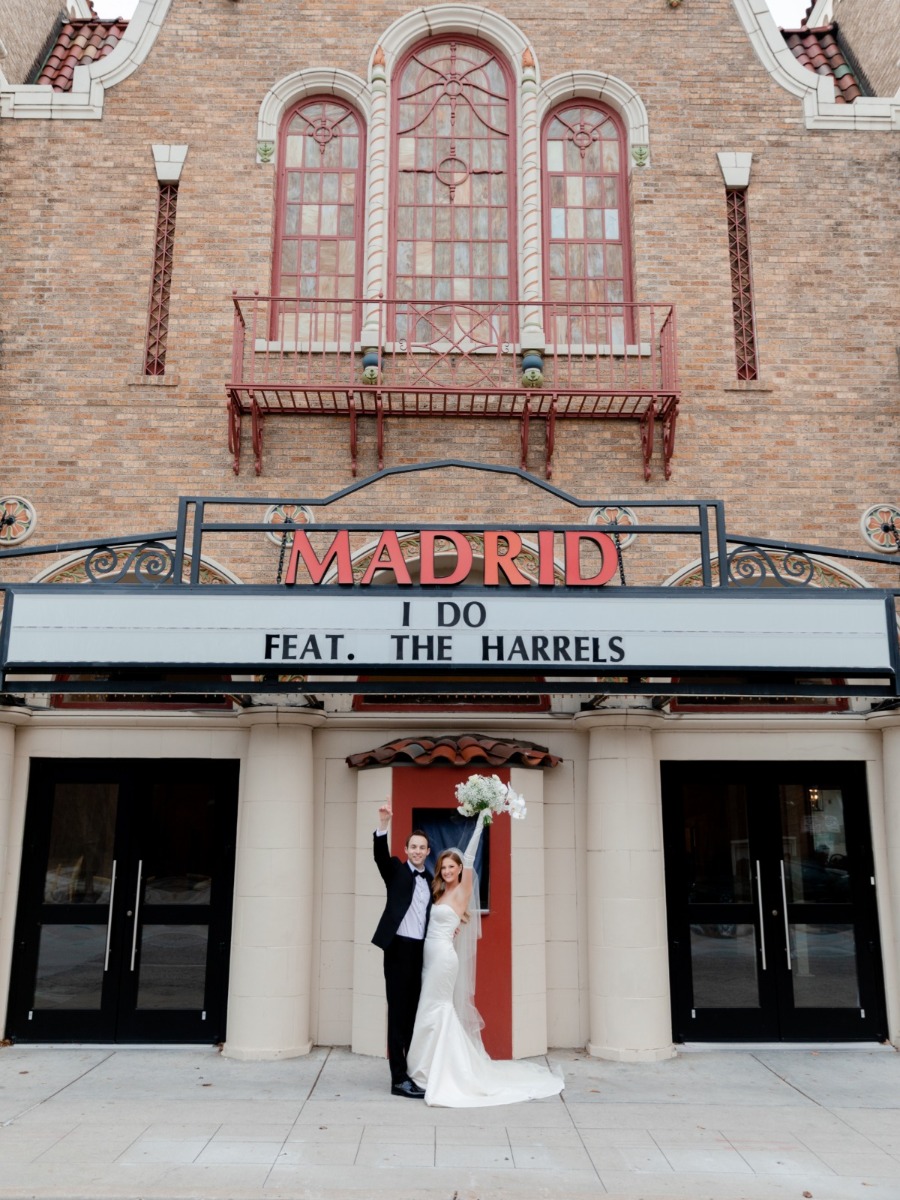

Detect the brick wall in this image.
[0,0,898,588]
[0,0,63,84]
[833,0,900,96]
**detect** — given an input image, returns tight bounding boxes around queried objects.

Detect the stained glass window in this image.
[542,103,631,345]
[392,38,516,345]
[274,99,365,310]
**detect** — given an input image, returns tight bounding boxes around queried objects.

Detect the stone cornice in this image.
[3,1,895,132]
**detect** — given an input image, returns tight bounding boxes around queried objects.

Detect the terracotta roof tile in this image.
[35,18,128,91]
[346,734,562,770]
[783,25,863,103]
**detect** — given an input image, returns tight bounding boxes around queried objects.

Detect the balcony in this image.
[227,295,679,479]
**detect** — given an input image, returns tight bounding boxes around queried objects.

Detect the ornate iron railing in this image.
[2,464,899,698]
[227,295,679,479]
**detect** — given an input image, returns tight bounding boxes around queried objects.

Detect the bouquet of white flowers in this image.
[454,773,527,824]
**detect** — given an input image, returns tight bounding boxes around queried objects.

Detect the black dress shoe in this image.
[391,1079,426,1098]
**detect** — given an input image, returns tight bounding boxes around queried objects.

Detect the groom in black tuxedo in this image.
[372,801,432,1097]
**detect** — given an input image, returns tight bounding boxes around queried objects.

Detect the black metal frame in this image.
[1,461,898,699]
[6,758,239,1045]
[662,761,887,1043]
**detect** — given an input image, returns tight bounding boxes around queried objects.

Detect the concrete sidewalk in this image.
[0,1045,899,1200]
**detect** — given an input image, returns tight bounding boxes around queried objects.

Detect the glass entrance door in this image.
[662,762,886,1043]
[6,759,239,1044]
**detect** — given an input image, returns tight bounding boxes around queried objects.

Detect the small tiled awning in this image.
[346,734,561,770]
[35,18,129,91]
[782,25,864,102]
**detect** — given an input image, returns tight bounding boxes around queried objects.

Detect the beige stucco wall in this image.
[1,707,899,1056]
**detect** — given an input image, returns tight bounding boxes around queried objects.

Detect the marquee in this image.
[1,463,898,698]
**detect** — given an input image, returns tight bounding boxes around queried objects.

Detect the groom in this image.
[372,800,432,1098]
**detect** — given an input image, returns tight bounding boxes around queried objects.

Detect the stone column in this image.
[351,766,393,1057]
[0,710,29,1038]
[518,48,545,351]
[223,708,323,1060]
[361,45,388,349]
[579,711,674,1061]
[509,766,548,1057]
[879,721,900,1044]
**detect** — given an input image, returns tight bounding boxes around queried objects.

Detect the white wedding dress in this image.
[407,903,564,1107]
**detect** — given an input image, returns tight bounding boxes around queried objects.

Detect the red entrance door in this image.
[390,766,512,1058]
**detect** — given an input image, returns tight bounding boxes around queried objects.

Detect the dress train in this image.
[407,904,564,1107]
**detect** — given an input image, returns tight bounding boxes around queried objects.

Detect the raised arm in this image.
[457,809,488,910]
[373,799,395,884]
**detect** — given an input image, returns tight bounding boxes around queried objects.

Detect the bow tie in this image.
[413,870,426,878]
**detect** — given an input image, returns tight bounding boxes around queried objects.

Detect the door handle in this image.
[129,859,143,972]
[779,860,792,971]
[755,860,767,971]
[103,859,117,972]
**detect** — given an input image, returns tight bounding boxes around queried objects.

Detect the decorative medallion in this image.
[589,505,638,548]
[256,140,275,164]
[631,144,649,167]
[860,503,900,553]
[264,503,314,546]
[0,496,37,545]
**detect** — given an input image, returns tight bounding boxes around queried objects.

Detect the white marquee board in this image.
[1,589,894,675]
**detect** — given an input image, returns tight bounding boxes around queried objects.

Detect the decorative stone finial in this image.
[373,45,385,68]
[522,47,535,70]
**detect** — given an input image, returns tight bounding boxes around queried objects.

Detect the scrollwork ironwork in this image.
[85,541,175,586]
[726,545,815,588]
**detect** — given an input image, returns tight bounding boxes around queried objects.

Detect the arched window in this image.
[542,102,631,344]
[391,38,516,344]
[273,98,365,308]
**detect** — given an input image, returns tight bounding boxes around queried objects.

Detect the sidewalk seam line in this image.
[0,1050,115,1127]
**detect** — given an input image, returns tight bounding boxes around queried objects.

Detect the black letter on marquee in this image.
[482,636,504,661]
[463,602,486,627]
[298,635,321,660]
[507,636,528,661]
[609,636,625,662]
[264,634,280,660]
[438,602,460,627]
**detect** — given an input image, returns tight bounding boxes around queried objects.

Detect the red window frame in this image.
[541,100,633,343]
[271,97,366,315]
[389,36,517,342]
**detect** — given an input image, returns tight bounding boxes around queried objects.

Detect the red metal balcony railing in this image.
[227,295,679,479]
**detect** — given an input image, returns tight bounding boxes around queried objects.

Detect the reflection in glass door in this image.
[7,760,239,1044]
[662,763,886,1043]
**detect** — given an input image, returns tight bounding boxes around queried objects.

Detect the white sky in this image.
[93,1,811,27]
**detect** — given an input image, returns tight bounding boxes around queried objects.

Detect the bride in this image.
[407,810,564,1107]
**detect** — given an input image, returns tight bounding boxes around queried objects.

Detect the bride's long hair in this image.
[431,849,470,922]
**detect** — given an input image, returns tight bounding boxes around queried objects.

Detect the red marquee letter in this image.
[284,530,353,585]
[564,531,618,586]
[359,531,413,585]
[483,531,531,586]
[419,530,473,585]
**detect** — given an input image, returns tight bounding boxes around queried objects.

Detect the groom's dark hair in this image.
[406,828,430,848]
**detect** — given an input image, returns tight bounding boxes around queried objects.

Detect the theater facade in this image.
[0,0,898,1060]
